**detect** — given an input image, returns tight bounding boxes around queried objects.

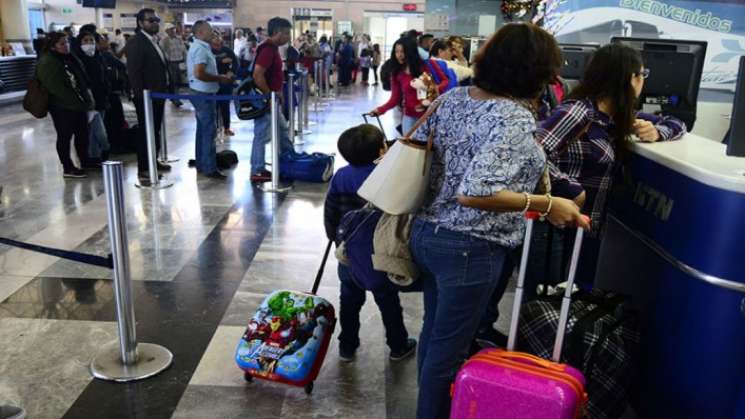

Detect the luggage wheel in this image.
[304,382,314,395]
[244,372,253,383]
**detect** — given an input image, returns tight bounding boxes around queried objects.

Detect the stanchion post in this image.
[288,73,295,144]
[159,118,179,164]
[295,73,306,145]
[138,90,173,189]
[302,71,310,131]
[260,93,292,193]
[91,161,173,382]
[314,60,321,99]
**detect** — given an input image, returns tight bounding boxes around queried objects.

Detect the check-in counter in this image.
[597,133,745,419]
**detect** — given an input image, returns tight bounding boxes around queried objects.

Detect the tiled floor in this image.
[0,84,515,419]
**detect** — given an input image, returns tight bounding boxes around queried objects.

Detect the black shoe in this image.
[250,170,272,183]
[63,168,87,179]
[474,327,508,348]
[157,162,172,171]
[172,99,183,108]
[188,159,196,168]
[203,171,227,180]
[339,346,356,362]
[390,338,417,362]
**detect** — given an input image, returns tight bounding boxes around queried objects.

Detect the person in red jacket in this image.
[369,38,448,133]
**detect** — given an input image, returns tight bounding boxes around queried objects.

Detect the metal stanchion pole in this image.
[260,93,292,193]
[91,161,173,382]
[313,61,318,98]
[296,74,306,146]
[302,71,313,130]
[288,73,296,144]
[137,90,173,189]
[159,118,179,164]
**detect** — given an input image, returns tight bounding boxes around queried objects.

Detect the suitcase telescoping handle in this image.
[362,112,388,141]
[311,240,334,295]
[506,212,591,363]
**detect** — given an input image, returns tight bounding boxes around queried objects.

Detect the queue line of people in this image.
[328,22,686,419]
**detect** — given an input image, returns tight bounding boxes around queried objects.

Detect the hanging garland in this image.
[501,0,540,22]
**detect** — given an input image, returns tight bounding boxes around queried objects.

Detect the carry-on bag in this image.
[357,102,440,215]
[279,151,334,183]
[216,149,239,170]
[519,288,641,419]
[450,212,589,419]
[235,241,337,394]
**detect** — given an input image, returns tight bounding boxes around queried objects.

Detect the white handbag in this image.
[358,103,440,215]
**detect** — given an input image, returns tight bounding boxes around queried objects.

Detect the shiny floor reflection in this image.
[0,85,504,419]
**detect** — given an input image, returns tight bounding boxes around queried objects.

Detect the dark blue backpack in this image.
[426,60,458,93]
[336,207,391,292]
[279,151,335,183]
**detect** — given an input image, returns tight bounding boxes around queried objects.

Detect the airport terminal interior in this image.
[0,0,744,419]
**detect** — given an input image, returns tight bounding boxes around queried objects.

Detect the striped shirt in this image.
[536,99,687,232]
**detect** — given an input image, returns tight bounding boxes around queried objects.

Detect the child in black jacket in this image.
[324,124,417,362]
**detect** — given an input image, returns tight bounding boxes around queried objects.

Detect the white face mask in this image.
[81,44,96,57]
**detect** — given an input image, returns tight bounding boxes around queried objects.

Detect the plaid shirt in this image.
[536,99,686,232]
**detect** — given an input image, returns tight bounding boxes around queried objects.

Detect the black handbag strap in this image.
[311,240,334,295]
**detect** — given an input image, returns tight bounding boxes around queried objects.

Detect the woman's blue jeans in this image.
[409,218,509,419]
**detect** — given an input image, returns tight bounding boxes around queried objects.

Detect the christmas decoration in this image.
[501,0,539,22]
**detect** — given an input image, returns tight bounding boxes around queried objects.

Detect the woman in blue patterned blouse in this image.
[536,43,687,287]
[408,23,590,419]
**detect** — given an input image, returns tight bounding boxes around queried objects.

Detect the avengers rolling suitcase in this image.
[450,212,590,419]
[235,241,336,394]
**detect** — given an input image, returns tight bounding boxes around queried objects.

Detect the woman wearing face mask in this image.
[36,31,96,178]
[75,31,112,165]
[535,43,687,287]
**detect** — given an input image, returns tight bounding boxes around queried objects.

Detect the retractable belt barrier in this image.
[150,92,269,102]
[0,237,113,268]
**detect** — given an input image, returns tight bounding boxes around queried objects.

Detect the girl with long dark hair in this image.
[36,31,95,178]
[536,43,686,284]
[369,38,448,133]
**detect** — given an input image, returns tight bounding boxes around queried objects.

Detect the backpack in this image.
[216,149,239,169]
[336,207,390,292]
[23,77,49,118]
[234,43,270,120]
[425,60,457,93]
[279,151,334,183]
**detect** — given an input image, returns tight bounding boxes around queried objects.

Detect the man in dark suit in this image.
[125,8,172,182]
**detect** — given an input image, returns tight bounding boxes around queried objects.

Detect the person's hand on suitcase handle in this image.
[526,203,591,230]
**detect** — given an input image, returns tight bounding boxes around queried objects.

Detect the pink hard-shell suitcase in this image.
[450,212,590,419]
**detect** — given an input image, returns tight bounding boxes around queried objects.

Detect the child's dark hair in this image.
[338,124,385,166]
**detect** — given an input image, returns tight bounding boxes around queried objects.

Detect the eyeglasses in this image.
[637,68,650,79]
[146,17,161,23]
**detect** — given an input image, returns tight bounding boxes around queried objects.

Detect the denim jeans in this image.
[410,219,509,419]
[337,265,409,353]
[251,107,295,175]
[190,94,218,174]
[402,115,418,135]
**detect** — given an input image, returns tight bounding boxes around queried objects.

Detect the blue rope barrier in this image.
[150,92,269,102]
[0,237,113,269]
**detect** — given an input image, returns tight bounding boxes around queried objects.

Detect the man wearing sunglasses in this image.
[125,8,173,185]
